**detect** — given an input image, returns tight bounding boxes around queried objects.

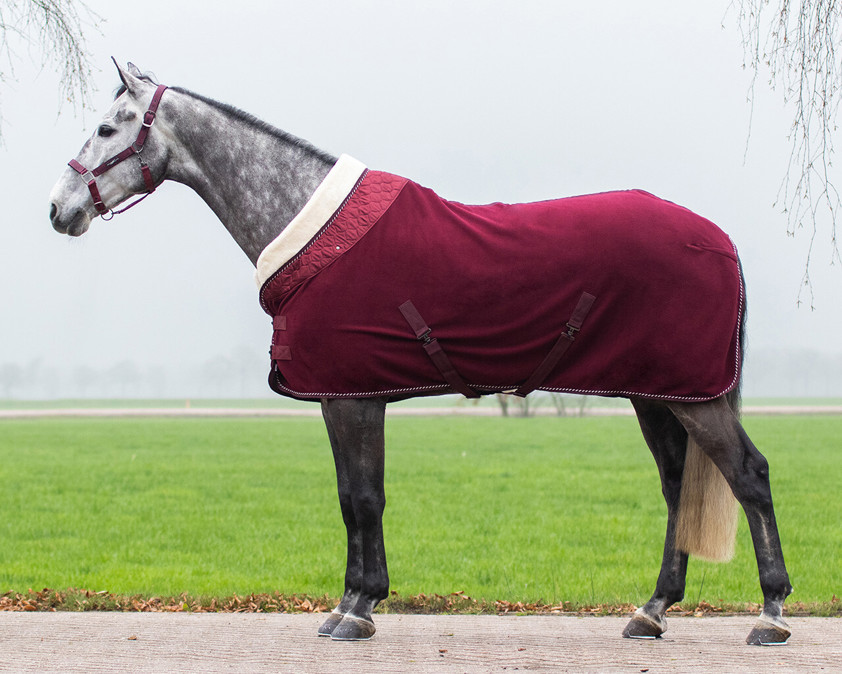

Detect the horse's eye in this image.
[97,125,115,138]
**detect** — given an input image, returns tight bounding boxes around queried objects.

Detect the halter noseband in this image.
[68,84,168,220]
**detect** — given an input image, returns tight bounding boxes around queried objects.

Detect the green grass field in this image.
[0,415,839,612]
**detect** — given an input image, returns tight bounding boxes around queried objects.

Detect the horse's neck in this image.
[162,89,335,265]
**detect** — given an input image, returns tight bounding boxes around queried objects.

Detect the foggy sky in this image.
[2,0,840,397]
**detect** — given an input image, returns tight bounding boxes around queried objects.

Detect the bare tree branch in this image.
[730,0,842,306]
[0,0,101,130]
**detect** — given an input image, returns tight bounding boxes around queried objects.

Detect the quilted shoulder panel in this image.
[261,170,408,310]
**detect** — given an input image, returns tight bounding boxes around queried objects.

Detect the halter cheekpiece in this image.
[68,84,168,220]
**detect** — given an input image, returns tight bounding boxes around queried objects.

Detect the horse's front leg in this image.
[318,397,389,641]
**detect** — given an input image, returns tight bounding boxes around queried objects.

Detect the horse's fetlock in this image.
[666,588,685,605]
[369,575,390,601]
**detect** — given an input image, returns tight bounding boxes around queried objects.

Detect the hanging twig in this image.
[0,0,102,132]
[730,0,842,307]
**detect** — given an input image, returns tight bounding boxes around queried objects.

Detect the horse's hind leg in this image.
[669,397,792,645]
[318,398,389,640]
[623,398,690,639]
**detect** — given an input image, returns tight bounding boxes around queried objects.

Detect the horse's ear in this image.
[111,57,144,97]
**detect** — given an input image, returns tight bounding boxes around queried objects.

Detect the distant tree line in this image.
[2,347,842,400]
[0,346,272,399]
[744,348,842,397]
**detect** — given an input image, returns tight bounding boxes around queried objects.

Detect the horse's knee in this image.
[351,491,386,527]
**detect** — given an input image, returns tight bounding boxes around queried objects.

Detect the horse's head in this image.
[49,60,170,236]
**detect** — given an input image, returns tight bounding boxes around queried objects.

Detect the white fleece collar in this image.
[254,154,367,287]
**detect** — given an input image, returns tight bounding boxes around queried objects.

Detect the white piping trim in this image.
[254,154,367,287]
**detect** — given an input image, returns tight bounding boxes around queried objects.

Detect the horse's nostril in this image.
[49,203,58,222]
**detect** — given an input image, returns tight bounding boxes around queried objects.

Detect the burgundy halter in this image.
[68,84,168,220]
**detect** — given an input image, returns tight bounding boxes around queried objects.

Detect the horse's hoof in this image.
[746,619,791,646]
[330,614,376,641]
[317,611,344,637]
[622,612,665,639]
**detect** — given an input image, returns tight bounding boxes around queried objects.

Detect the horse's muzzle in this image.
[50,203,90,237]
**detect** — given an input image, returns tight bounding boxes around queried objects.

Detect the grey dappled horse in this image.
[49,62,792,645]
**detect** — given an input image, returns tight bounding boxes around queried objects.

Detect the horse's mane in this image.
[114,73,336,164]
[172,86,336,162]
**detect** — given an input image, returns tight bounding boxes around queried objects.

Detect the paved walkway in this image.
[0,613,838,672]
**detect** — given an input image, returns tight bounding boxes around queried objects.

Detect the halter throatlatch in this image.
[68,84,168,220]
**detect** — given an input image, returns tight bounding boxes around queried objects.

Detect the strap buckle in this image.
[399,300,479,399]
[513,291,597,398]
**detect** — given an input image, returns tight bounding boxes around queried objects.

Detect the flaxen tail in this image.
[674,431,738,562]
[675,262,745,562]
